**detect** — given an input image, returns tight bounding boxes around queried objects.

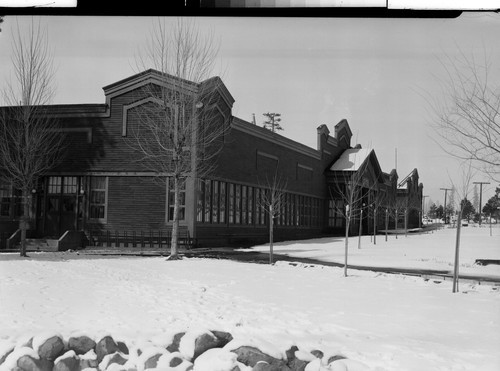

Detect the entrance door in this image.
[44,176,80,237]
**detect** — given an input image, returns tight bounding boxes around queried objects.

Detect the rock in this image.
[116,342,129,355]
[329,360,348,371]
[53,352,79,371]
[17,355,53,371]
[327,355,346,364]
[287,358,307,371]
[80,357,99,370]
[0,344,15,365]
[310,350,323,359]
[169,356,183,367]
[285,346,299,363]
[95,336,120,363]
[252,361,285,371]
[192,332,220,360]
[68,336,96,355]
[231,346,288,370]
[166,332,185,353]
[143,353,162,369]
[211,331,234,347]
[100,352,127,370]
[37,336,65,361]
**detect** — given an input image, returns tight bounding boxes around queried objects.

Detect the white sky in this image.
[0,14,499,206]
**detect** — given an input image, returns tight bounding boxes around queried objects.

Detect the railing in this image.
[86,229,196,249]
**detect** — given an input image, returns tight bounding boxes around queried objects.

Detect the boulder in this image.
[231,346,287,370]
[192,332,220,360]
[53,352,79,371]
[79,349,98,370]
[0,344,15,365]
[287,358,307,371]
[95,336,120,363]
[310,350,323,359]
[285,346,299,363]
[166,333,185,353]
[116,342,129,355]
[143,353,163,369]
[211,331,234,348]
[327,355,346,364]
[169,356,184,367]
[37,336,65,361]
[17,355,53,371]
[99,352,127,370]
[68,336,96,355]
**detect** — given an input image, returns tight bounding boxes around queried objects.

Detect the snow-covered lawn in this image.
[0,227,499,371]
[245,225,500,278]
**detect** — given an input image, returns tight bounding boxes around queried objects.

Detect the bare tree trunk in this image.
[385,209,389,242]
[269,205,274,265]
[19,189,31,257]
[169,176,180,260]
[344,218,350,277]
[358,209,363,249]
[373,209,377,245]
[452,209,463,293]
[404,208,408,237]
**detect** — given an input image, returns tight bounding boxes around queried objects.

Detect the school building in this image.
[0,70,423,250]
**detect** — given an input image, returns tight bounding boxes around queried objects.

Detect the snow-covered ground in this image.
[0,227,499,371]
[245,225,500,278]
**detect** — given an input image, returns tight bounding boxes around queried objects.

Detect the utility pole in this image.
[440,188,452,224]
[473,181,490,226]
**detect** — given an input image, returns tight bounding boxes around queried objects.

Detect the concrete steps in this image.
[24,238,59,252]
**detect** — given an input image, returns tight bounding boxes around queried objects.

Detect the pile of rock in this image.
[0,330,362,371]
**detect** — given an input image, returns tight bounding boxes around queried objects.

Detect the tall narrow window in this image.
[212,180,219,223]
[235,184,241,224]
[197,179,204,222]
[247,187,253,225]
[204,180,211,223]
[89,176,107,221]
[241,185,247,224]
[228,183,234,224]
[168,178,186,222]
[0,182,11,217]
[220,182,226,224]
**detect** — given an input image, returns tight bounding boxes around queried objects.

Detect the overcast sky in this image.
[0,14,499,208]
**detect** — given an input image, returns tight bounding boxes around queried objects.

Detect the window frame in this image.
[88,176,108,223]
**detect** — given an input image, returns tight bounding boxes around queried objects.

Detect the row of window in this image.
[196,179,323,228]
[0,183,23,218]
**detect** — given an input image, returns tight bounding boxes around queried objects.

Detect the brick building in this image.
[0,70,423,249]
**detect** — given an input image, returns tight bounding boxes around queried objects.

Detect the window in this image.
[204,180,211,223]
[197,179,204,222]
[0,182,11,217]
[168,177,186,222]
[241,185,247,224]
[228,183,234,224]
[329,199,344,228]
[235,184,241,224]
[212,181,219,223]
[247,187,253,225]
[89,176,107,221]
[220,182,226,224]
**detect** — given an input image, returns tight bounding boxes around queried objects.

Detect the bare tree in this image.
[367,188,386,245]
[0,18,64,257]
[257,170,287,265]
[131,18,226,260]
[430,51,500,182]
[448,161,476,293]
[329,157,368,277]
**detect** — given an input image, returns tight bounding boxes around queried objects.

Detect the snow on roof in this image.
[329,148,372,171]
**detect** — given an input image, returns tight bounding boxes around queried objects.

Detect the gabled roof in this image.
[102,69,235,107]
[329,148,373,171]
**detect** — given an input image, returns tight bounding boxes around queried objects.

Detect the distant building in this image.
[0,70,423,249]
